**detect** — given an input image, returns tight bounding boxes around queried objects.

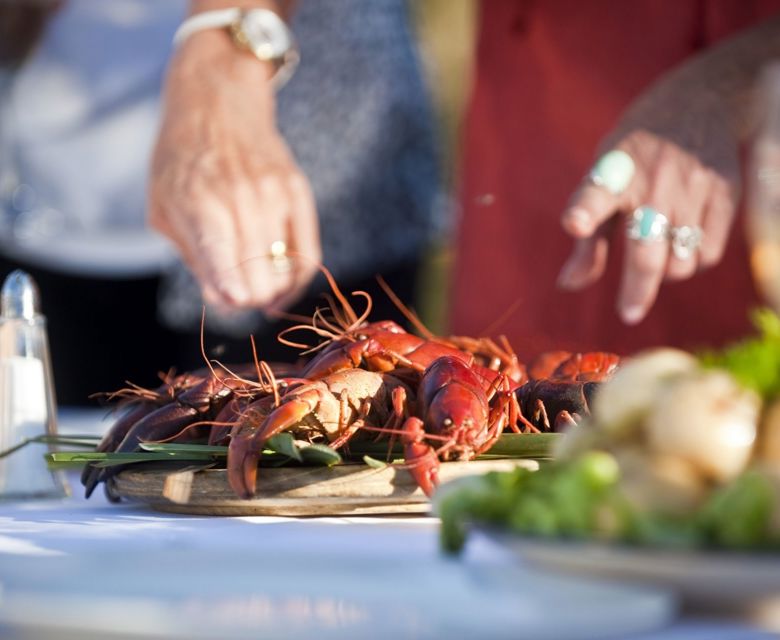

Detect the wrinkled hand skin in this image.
[148,29,321,313]
[558,16,780,325]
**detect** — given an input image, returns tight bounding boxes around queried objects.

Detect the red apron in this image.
[449,0,780,360]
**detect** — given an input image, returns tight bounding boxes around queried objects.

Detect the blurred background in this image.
[409,0,476,334]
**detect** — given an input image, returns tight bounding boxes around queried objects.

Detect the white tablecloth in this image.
[0,410,775,639]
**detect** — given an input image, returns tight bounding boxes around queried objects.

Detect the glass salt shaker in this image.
[0,270,68,499]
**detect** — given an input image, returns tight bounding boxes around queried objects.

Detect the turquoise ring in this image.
[588,150,635,195]
[627,206,670,243]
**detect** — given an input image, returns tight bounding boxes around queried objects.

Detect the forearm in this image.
[627,15,780,141]
[170,0,299,116]
[695,15,780,137]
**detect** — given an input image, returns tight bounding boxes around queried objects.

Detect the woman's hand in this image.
[556,38,750,325]
[558,15,780,325]
[148,30,321,313]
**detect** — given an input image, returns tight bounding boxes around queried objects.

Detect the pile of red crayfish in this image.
[82,277,619,499]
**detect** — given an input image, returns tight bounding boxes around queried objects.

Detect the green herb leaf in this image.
[140,443,228,455]
[363,455,389,469]
[0,434,101,460]
[483,433,559,458]
[300,444,342,466]
[700,308,780,399]
[266,433,303,462]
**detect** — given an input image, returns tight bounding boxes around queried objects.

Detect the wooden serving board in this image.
[112,459,539,516]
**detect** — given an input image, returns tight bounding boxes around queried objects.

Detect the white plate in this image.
[482,529,780,622]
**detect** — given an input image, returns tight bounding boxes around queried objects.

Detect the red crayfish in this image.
[82,269,620,500]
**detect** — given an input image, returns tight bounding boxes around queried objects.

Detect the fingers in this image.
[559,135,734,325]
[618,161,695,322]
[699,181,737,268]
[561,184,622,239]
[663,166,709,281]
[158,191,250,306]
[265,173,321,314]
[234,172,294,307]
[618,205,671,324]
[151,162,321,313]
[561,144,645,238]
[557,223,611,290]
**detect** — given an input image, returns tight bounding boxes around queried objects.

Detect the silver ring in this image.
[669,225,703,260]
[587,150,636,195]
[269,240,292,274]
[626,206,670,243]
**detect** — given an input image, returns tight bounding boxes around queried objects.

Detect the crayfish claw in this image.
[82,467,102,499]
[227,433,260,499]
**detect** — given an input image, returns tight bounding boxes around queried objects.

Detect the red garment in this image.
[450,0,780,361]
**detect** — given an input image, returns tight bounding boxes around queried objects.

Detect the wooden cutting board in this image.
[112,459,539,516]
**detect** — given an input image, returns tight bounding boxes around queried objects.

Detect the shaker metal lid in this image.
[1,270,41,320]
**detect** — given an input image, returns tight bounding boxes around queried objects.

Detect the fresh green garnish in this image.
[699,470,776,549]
[700,308,780,399]
[440,451,624,553]
[440,453,780,554]
[44,434,342,471]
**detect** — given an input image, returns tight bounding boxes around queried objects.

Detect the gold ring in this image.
[269,240,292,273]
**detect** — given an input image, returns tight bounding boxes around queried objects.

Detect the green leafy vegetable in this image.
[439,452,780,554]
[699,470,776,549]
[700,308,780,399]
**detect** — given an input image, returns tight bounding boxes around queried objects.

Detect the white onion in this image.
[644,370,760,483]
[591,348,698,437]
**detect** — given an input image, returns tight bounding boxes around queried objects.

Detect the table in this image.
[0,410,776,639]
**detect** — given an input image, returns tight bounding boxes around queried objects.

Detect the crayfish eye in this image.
[443,417,453,427]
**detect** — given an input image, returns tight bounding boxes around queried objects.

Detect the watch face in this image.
[240,11,293,60]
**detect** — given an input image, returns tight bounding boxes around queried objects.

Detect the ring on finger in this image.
[269,239,293,274]
[626,205,670,243]
[587,150,636,195]
[669,225,703,261]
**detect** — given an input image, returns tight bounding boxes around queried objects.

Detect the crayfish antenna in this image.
[376,275,433,339]
[275,260,374,354]
[478,298,524,339]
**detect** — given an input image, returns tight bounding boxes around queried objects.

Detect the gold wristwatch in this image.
[173,8,299,88]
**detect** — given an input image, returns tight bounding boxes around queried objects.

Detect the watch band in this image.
[173,8,241,48]
[172,8,299,89]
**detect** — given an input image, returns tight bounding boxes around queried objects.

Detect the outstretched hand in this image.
[557,59,741,325]
[148,31,321,313]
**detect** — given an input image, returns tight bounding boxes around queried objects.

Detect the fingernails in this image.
[620,305,646,325]
[562,207,593,236]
